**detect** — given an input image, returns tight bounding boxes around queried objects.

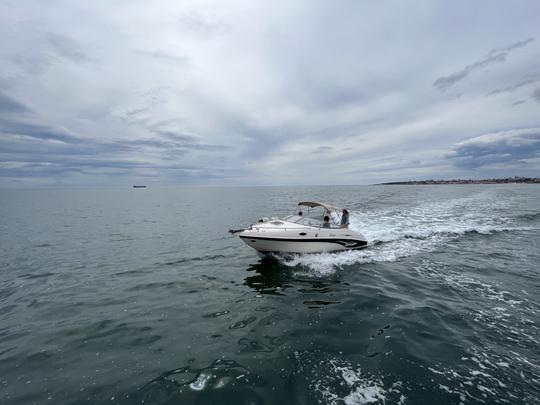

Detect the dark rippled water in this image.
[0,185,539,404]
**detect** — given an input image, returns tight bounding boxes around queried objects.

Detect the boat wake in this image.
[277,193,536,275]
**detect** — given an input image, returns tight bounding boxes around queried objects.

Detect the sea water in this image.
[0,185,538,404]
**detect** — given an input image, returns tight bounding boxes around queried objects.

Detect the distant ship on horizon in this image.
[132,185,147,188]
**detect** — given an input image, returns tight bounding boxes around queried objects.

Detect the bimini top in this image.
[298,201,340,211]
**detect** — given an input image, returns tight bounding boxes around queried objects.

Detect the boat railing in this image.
[252,225,341,231]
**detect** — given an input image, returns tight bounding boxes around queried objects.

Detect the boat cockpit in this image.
[260,201,347,229]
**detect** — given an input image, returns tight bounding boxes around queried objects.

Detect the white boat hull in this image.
[238,226,367,254]
[239,236,365,254]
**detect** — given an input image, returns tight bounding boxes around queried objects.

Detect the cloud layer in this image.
[1,1,540,186]
[433,38,535,91]
[447,128,540,168]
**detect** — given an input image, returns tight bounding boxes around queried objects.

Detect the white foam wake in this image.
[279,192,532,275]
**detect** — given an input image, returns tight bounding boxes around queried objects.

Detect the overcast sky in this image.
[1,0,539,187]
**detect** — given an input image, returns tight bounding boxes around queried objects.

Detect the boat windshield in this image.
[281,214,322,226]
[282,207,342,228]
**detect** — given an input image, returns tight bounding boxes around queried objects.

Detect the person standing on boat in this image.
[322,215,331,228]
[341,209,349,228]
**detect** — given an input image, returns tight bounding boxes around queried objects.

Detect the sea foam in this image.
[279,192,535,274]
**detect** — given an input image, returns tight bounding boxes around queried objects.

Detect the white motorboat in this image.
[230,201,368,255]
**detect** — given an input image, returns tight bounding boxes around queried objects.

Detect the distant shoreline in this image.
[376,177,540,185]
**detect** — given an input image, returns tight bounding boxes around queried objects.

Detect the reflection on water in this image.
[244,257,347,305]
[243,258,292,295]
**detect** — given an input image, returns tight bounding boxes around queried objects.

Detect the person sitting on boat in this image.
[322,215,331,228]
[340,209,349,228]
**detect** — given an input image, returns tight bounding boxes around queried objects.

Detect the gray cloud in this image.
[288,80,370,111]
[513,100,526,105]
[7,32,91,77]
[533,88,540,103]
[137,50,189,65]
[0,156,211,180]
[1,95,79,145]
[1,120,82,144]
[124,131,228,152]
[46,33,91,64]
[0,136,230,182]
[447,128,540,168]
[311,145,334,154]
[433,38,535,91]
[0,86,229,182]
[176,11,230,39]
[0,91,32,115]
[0,116,231,183]
[0,91,86,146]
[486,73,540,96]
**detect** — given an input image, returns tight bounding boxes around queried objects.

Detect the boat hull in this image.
[238,234,367,254]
